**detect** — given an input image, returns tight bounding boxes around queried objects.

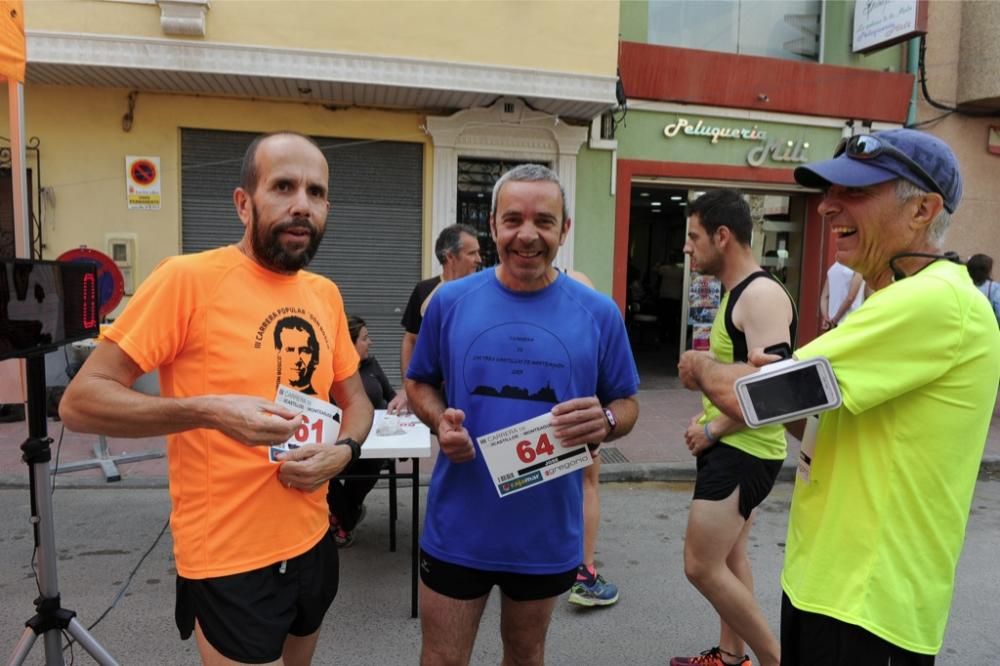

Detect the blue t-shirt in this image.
[408,269,639,574]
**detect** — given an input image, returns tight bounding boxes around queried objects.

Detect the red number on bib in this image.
[536,433,554,457]
[516,439,536,463]
[516,434,555,464]
[311,419,324,443]
[294,415,311,443]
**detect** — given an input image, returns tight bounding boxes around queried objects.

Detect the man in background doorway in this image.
[656,253,685,347]
[819,261,864,331]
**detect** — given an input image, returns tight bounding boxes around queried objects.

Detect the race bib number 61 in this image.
[268,385,342,463]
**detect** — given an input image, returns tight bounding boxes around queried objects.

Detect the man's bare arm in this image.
[59,340,301,443]
[400,332,418,378]
[682,278,792,421]
[329,372,375,445]
[404,377,445,434]
[606,395,639,441]
[734,278,794,353]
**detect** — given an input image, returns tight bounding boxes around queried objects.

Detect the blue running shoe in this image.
[568,565,619,607]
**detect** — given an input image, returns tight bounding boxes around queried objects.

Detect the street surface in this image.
[1,479,998,664]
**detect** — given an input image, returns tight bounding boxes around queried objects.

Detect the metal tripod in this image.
[7,355,118,666]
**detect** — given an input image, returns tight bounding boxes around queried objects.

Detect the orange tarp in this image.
[0,1,25,83]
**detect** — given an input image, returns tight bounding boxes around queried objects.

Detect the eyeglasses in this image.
[834,134,946,202]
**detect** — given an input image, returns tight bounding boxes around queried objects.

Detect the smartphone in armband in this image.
[734,356,841,428]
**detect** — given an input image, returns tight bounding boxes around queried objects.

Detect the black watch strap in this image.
[337,437,361,463]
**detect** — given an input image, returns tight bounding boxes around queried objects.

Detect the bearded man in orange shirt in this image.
[60,131,373,665]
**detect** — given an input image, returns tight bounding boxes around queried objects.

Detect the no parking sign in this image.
[125,155,161,210]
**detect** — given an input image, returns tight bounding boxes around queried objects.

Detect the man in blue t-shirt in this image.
[406,164,640,666]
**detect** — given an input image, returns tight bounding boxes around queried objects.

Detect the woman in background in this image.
[327,315,406,547]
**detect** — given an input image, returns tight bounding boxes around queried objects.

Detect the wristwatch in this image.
[602,407,617,437]
[336,437,362,463]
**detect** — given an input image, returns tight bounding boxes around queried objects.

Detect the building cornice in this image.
[26,30,617,115]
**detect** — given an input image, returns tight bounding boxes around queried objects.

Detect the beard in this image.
[693,250,723,277]
[250,204,324,272]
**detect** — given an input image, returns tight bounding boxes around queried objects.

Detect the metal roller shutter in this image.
[181,128,422,385]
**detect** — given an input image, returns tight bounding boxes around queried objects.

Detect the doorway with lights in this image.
[626,182,808,386]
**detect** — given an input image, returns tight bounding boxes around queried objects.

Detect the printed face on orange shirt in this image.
[274,319,319,395]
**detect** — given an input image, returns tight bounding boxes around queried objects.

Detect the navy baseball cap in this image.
[794,129,963,213]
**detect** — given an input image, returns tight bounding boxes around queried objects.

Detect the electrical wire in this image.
[918,36,1000,117]
[907,111,954,130]
[22,425,168,656]
[63,628,75,664]
[62,515,171,654]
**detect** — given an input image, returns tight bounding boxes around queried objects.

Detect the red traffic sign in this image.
[56,247,124,319]
[129,159,157,186]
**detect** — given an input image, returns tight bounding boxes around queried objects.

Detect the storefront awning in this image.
[26,31,618,121]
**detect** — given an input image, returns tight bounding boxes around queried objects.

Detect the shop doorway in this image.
[626,184,689,384]
[626,183,808,384]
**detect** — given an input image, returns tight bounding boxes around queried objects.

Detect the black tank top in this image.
[722,270,798,362]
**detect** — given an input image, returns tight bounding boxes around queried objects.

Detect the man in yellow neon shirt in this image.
[679,129,1000,665]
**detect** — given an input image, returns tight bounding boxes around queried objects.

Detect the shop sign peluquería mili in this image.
[663,117,811,167]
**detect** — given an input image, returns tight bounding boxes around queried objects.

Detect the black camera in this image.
[0,258,100,360]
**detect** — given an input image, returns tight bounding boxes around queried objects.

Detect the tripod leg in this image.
[6,626,38,666]
[12,357,119,666]
[66,619,119,666]
[42,628,63,665]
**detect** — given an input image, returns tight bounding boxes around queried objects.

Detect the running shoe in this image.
[329,514,354,548]
[567,565,619,607]
[669,646,751,666]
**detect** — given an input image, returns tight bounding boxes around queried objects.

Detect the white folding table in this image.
[355,411,431,618]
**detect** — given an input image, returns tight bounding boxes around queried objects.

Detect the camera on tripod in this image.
[2,257,119,666]
[0,257,100,362]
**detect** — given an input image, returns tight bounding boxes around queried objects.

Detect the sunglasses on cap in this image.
[834,134,946,202]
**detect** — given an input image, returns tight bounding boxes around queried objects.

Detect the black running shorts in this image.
[419,549,576,602]
[781,593,935,666]
[175,530,339,664]
[693,441,783,520]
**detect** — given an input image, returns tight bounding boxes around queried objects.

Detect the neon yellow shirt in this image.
[785,261,1000,654]
[701,288,788,461]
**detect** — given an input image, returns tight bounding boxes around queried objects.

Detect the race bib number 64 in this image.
[477,413,592,498]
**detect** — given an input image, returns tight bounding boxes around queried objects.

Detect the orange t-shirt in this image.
[105,246,359,579]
